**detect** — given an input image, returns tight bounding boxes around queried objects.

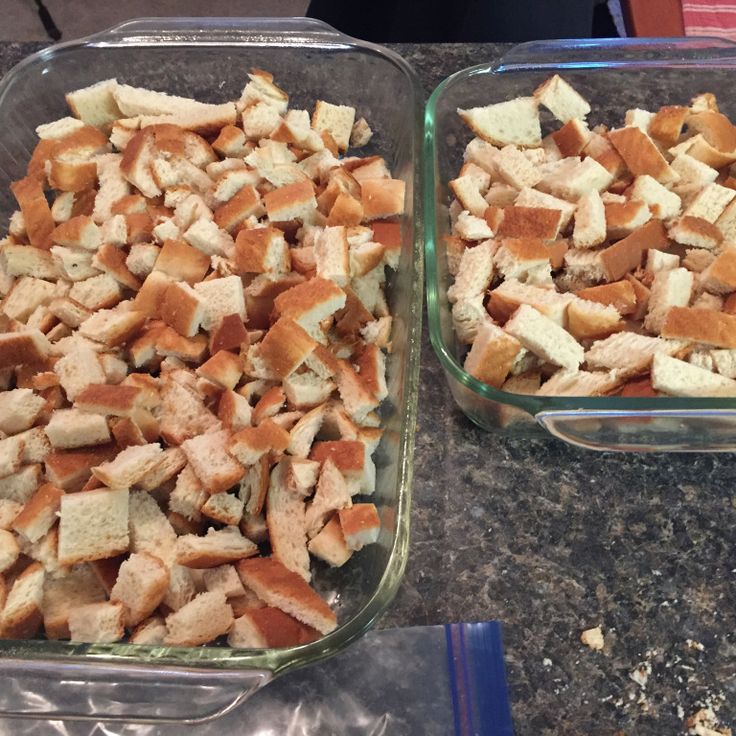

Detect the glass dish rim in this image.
[0,16,424,675]
[424,36,736,418]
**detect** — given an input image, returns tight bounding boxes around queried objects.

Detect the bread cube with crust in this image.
[504,304,584,370]
[0,389,46,436]
[236,556,336,634]
[110,552,169,627]
[534,74,591,122]
[458,97,541,147]
[92,443,163,490]
[42,564,106,639]
[311,101,356,152]
[182,429,244,495]
[0,562,45,638]
[175,526,258,569]
[164,590,234,646]
[68,601,125,643]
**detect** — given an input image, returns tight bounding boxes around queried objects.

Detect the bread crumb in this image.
[580,625,604,651]
[686,707,732,736]
[630,661,651,689]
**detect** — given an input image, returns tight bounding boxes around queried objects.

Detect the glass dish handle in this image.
[77,16,359,47]
[496,36,736,71]
[536,409,736,452]
[0,657,271,724]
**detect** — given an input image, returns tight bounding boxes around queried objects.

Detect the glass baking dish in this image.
[0,17,423,723]
[425,37,736,451]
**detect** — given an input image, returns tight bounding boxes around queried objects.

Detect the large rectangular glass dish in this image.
[425,38,736,451]
[0,17,423,723]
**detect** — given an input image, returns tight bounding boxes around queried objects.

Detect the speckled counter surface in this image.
[1,39,735,736]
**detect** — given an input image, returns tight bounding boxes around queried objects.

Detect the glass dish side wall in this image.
[425,38,736,449]
[0,17,423,720]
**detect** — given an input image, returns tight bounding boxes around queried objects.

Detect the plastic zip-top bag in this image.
[0,621,514,735]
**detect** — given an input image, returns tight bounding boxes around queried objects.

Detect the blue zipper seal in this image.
[445,621,515,736]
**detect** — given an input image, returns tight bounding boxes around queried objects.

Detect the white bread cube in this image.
[533,74,590,122]
[585,332,686,375]
[58,488,129,565]
[504,304,584,371]
[128,491,177,567]
[670,152,718,188]
[304,458,351,540]
[495,145,542,189]
[68,601,125,643]
[0,528,19,572]
[0,465,42,503]
[447,239,496,303]
[201,492,244,526]
[308,515,353,567]
[646,249,679,275]
[652,353,736,397]
[169,464,208,522]
[50,246,99,282]
[184,218,234,259]
[537,157,613,202]
[515,187,576,230]
[266,461,310,581]
[630,175,681,221]
[242,100,282,140]
[110,552,169,627]
[338,503,380,551]
[314,226,350,287]
[684,183,736,223]
[311,100,356,152]
[193,276,246,331]
[0,389,46,436]
[164,590,234,646]
[236,556,336,634]
[181,429,244,495]
[202,564,246,599]
[536,369,622,397]
[175,526,258,569]
[644,267,694,334]
[493,239,552,286]
[65,79,122,128]
[0,435,25,480]
[573,189,606,249]
[42,565,106,639]
[92,444,163,490]
[45,408,110,449]
[0,562,44,638]
[130,615,168,645]
[458,97,541,147]
[453,210,493,240]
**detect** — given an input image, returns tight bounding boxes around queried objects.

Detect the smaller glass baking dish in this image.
[0,16,423,723]
[425,37,736,451]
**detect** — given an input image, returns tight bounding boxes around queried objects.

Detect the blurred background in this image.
[2,0,701,44]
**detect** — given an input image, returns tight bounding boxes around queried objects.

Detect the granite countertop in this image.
[1,39,734,736]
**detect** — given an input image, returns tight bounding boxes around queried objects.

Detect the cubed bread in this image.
[45,408,111,449]
[175,526,258,569]
[0,562,45,638]
[68,601,125,643]
[236,556,337,634]
[228,606,320,648]
[458,97,541,147]
[110,552,169,627]
[164,590,234,646]
[181,429,244,494]
[57,488,129,565]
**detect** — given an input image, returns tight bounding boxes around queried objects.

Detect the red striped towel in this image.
[683,0,736,41]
